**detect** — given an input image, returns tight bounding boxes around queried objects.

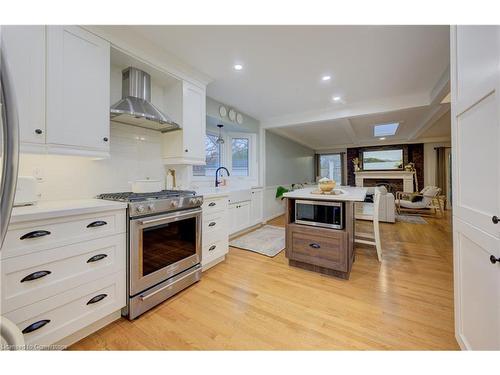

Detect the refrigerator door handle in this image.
[0,42,20,249]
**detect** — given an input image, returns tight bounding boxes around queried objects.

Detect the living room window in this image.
[317,153,344,184]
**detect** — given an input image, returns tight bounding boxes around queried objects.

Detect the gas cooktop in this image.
[97,190,202,218]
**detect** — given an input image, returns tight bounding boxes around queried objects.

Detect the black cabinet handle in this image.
[20,230,51,240]
[87,254,108,263]
[209,245,216,251]
[184,149,188,152]
[490,255,500,264]
[208,222,216,227]
[309,243,321,249]
[87,220,107,228]
[22,319,50,334]
[103,137,109,142]
[208,202,216,207]
[34,128,43,134]
[493,216,499,224]
[86,294,108,305]
[20,270,51,283]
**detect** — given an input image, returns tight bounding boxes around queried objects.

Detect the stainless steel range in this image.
[97,190,203,319]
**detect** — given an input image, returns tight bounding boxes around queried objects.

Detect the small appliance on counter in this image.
[14,176,38,207]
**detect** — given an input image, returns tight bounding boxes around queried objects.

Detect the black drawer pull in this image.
[209,245,216,251]
[493,216,499,224]
[20,230,51,240]
[87,220,107,228]
[490,255,500,264]
[208,202,216,207]
[208,222,216,227]
[309,243,321,249]
[86,294,108,305]
[87,254,108,263]
[20,270,51,283]
[22,319,50,334]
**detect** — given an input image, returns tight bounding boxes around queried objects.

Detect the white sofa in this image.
[355,186,396,223]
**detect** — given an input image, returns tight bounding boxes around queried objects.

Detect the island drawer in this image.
[287,224,347,272]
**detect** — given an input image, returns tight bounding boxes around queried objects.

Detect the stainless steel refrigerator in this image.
[0,25,25,349]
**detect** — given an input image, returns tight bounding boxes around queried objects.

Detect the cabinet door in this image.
[251,189,263,225]
[452,25,500,350]
[1,26,46,146]
[182,81,205,164]
[238,201,251,232]
[46,26,110,154]
[229,203,238,234]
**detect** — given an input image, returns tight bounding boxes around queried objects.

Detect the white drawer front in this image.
[4,272,125,347]
[2,210,126,259]
[202,211,227,242]
[202,196,228,215]
[202,238,229,266]
[1,234,126,313]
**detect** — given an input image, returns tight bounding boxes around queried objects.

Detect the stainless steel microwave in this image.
[295,200,344,229]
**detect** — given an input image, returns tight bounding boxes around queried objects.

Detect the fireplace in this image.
[362,178,403,193]
[354,170,416,192]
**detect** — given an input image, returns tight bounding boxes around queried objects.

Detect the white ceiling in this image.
[123,25,450,121]
[102,25,451,149]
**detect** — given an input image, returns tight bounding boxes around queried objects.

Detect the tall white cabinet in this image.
[451,25,500,350]
[1,25,111,158]
[46,26,111,156]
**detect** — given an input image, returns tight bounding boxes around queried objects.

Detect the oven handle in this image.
[136,208,202,227]
[139,267,199,301]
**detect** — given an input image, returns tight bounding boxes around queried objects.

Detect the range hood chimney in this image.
[110,67,180,132]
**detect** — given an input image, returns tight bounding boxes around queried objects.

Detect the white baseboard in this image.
[263,212,285,223]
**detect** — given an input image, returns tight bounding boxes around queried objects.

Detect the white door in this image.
[1,26,46,146]
[46,26,110,153]
[182,81,205,163]
[452,25,500,350]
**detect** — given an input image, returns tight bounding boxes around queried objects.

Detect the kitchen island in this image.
[282,186,367,280]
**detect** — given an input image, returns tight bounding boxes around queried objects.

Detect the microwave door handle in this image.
[0,52,20,249]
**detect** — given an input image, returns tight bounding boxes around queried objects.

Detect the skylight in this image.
[374,122,399,137]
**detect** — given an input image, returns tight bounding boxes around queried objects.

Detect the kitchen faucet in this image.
[215,167,230,187]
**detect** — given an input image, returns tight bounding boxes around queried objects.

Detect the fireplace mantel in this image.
[354,170,415,192]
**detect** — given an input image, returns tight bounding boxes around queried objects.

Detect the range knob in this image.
[189,198,197,205]
[196,197,203,205]
[136,205,145,213]
[170,200,179,208]
[147,204,155,212]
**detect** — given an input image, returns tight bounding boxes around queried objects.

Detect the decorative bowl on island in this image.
[318,177,336,192]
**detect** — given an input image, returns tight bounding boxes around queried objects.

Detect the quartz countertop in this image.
[282,186,367,202]
[10,199,128,223]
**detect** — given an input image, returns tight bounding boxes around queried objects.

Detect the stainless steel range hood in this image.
[110,67,180,132]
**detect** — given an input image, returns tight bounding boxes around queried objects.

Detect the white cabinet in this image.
[451,25,500,350]
[1,25,111,158]
[46,26,111,157]
[229,201,251,235]
[201,196,229,270]
[162,81,206,165]
[250,188,263,225]
[1,26,46,149]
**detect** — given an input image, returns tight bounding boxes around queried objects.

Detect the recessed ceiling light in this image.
[234,64,243,71]
[322,75,331,81]
[332,96,341,102]
[379,137,386,140]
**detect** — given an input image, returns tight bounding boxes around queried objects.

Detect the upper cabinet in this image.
[162,81,206,165]
[46,26,110,157]
[2,25,110,158]
[1,26,46,149]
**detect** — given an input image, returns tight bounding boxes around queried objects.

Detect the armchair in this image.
[395,186,442,216]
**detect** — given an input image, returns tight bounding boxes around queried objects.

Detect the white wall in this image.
[424,141,451,187]
[18,123,169,201]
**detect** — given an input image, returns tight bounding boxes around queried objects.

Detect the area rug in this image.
[229,225,285,257]
[396,214,428,224]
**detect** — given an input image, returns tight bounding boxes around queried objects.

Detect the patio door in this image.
[451,25,500,350]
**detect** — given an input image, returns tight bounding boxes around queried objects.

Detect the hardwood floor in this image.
[70,213,458,350]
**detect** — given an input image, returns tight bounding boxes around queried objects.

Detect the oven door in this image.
[295,200,343,229]
[129,208,202,296]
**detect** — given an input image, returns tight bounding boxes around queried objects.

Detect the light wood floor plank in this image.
[70,213,458,350]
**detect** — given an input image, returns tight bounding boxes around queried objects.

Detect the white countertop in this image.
[10,199,128,223]
[283,186,367,202]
